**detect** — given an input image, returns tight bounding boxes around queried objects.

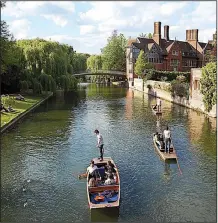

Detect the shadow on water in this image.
[90,207,119,222]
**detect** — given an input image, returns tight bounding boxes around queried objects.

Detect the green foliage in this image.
[135,50,153,78]
[101,30,127,71]
[32,78,42,95]
[20,81,29,92]
[87,55,102,72]
[200,62,217,112]
[170,79,189,98]
[146,70,190,82]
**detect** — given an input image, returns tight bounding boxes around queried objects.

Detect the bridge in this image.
[73,70,126,77]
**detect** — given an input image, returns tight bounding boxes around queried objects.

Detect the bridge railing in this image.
[73,70,126,76]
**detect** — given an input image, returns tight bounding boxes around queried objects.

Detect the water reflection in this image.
[91,207,119,222]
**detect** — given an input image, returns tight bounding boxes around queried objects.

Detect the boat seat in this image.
[107,194,118,203]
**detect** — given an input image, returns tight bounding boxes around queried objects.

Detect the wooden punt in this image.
[87,157,120,210]
[151,104,162,115]
[152,134,177,161]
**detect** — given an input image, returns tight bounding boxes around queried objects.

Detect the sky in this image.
[2,1,216,54]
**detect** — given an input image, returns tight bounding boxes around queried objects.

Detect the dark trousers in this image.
[99,144,104,159]
[165,138,171,152]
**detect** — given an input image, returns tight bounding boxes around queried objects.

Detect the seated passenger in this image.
[105,161,116,177]
[154,132,161,147]
[159,133,164,150]
[104,174,115,185]
[87,160,99,181]
[88,176,97,187]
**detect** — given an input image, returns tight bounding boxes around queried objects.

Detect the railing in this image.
[73,70,126,76]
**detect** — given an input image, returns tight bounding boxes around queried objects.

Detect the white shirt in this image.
[163,130,171,139]
[87,165,97,174]
[104,178,115,185]
[97,133,103,146]
[157,98,161,106]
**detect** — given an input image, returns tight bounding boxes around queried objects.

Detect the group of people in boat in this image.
[87,160,117,187]
[154,126,172,153]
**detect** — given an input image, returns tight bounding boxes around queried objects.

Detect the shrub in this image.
[170,80,189,98]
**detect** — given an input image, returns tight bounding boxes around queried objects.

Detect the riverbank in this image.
[1,92,53,134]
[130,79,216,118]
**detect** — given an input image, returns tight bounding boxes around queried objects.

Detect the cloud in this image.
[80,25,96,35]
[2,1,46,18]
[8,19,31,39]
[2,1,75,18]
[41,14,68,27]
[160,2,187,16]
[50,2,75,13]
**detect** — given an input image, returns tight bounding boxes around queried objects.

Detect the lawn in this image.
[1,95,45,127]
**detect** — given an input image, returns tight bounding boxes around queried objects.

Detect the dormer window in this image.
[172,50,178,56]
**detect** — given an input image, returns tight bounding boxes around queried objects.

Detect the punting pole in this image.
[176,158,182,175]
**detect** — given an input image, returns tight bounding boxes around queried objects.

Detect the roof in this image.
[127,39,136,46]
[130,36,209,56]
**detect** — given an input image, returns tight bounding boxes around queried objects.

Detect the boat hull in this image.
[153,135,177,161]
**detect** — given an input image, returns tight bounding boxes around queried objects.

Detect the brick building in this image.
[126,21,216,82]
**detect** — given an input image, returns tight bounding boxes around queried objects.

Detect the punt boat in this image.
[152,133,177,161]
[87,157,120,209]
[151,104,162,115]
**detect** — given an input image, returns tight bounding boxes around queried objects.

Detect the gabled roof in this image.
[127,39,136,46]
[148,43,154,50]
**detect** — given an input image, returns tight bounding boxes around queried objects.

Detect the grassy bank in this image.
[1,95,46,127]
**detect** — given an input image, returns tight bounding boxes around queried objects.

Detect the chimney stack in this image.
[186,29,198,41]
[153,22,161,45]
[164,25,169,41]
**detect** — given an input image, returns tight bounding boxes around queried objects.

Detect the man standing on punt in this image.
[163,126,171,153]
[94,129,104,161]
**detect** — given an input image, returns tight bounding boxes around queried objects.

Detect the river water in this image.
[1,84,217,222]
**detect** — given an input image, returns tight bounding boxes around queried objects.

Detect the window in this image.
[182,60,188,67]
[172,50,179,56]
[149,58,152,63]
[194,80,200,90]
[170,59,179,66]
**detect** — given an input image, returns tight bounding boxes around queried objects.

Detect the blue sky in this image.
[2,1,216,54]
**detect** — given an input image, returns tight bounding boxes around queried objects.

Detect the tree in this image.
[148,33,153,39]
[134,50,153,78]
[101,30,127,71]
[200,62,217,112]
[87,55,102,72]
[139,33,147,37]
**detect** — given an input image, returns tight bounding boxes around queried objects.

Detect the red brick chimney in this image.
[164,25,169,41]
[153,22,161,45]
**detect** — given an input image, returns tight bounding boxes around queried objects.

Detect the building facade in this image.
[126,22,216,82]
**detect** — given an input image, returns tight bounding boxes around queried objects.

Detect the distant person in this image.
[163,126,171,153]
[157,98,162,112]
[94,129,104,161]
[104,174,115,185]
[8,104,15,112]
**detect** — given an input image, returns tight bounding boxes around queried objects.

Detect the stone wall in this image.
[130,76,216,118]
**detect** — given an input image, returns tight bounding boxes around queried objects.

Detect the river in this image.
[1,84,216,222]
